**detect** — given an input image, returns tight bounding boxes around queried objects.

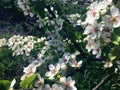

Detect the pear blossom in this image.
[54,18,64,31]
[102,29,112,43]
[67,13,81,27]
[59,53,71,64]
[45,64,60,79]
[92,48,101,58]
[59,53,71,70]
[103,6,120,28]
[86,39,101,58]
[44,84,64,90]
[21,60,42,80]
[35,74,44,89]
[83,23,102,39]
[60,76,77,90]
[103,61,113,68]
[7,35,45,56]
[17,0,34,17]
[69,60,82,68]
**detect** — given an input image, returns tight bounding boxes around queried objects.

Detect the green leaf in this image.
[0,80,11,90]
[109,53,116,61]
[20,74,37,89]
[109,46,120,60]
[112,36,120,45]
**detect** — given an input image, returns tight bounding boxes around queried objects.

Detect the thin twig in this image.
[92,74,111,90]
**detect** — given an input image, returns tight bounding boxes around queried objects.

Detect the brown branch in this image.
[92,74,111,90]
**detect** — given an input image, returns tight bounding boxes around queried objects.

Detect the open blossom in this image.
[59,53,70,70]
[35,74,44,90]
[102,29,112,43]
[92,48,101,58]
[103,61,113,68]
[87,2,101,20]
[103,6,120,28]
[21,60,42,80]
[60,76,77,90]
[86,39,99,52]
[45,64,60,79]
[83,22,103,39]
[17,0,34,17]
[59,53,70,64]
[54,18,64,31]
[86,39,101,58]
[69,60,82,68]
[44,84,64,90]
[67,13,81,27]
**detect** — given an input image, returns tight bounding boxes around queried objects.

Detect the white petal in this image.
[70,80,75,86]
[78,61,82,66]
[45,72,52,77]
[37,74,41,80]
[67,77,72,83]
[44,84,51,90]
[56,64,60,71]
[49,64,55,71]
[91,32,97,39]
[10,79,16,88]
[60,77,66,84]
[113,15,120,28]
[110,6,119,16]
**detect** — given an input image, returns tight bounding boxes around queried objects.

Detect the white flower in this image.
[45,64,60,79]
[44,84,64,90]
[102,30,112,43]
[59,53,70,70]
[60,77,77,90]
[35,74,44,89]
[110,6,120,28]
[86,1,101,20]
[69,60,82,68]
[59,53,70,64]
[92,48,101,58]
[55,18,64,30]
[84,23,102,39]
[86,39,97,52]
[103,61,113,68]
[98,0,112,9]
[103,6,120,28]
[21,60,41,80]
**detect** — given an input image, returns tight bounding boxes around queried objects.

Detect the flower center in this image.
[65,82,70,88]
[110,16,118,23]
[73,61,78,66]
[51,68,56,74]
[90,10,97,17]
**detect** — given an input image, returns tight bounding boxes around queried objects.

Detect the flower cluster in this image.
[7,35,46,56]
[17,51,81,90]
[0,38,6,48]
[7,0,120,90]
[67,13,81,27]
[45,30,66,52]
[17,0,34,17]
[82,0,120,58]
[33,75,76,90]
